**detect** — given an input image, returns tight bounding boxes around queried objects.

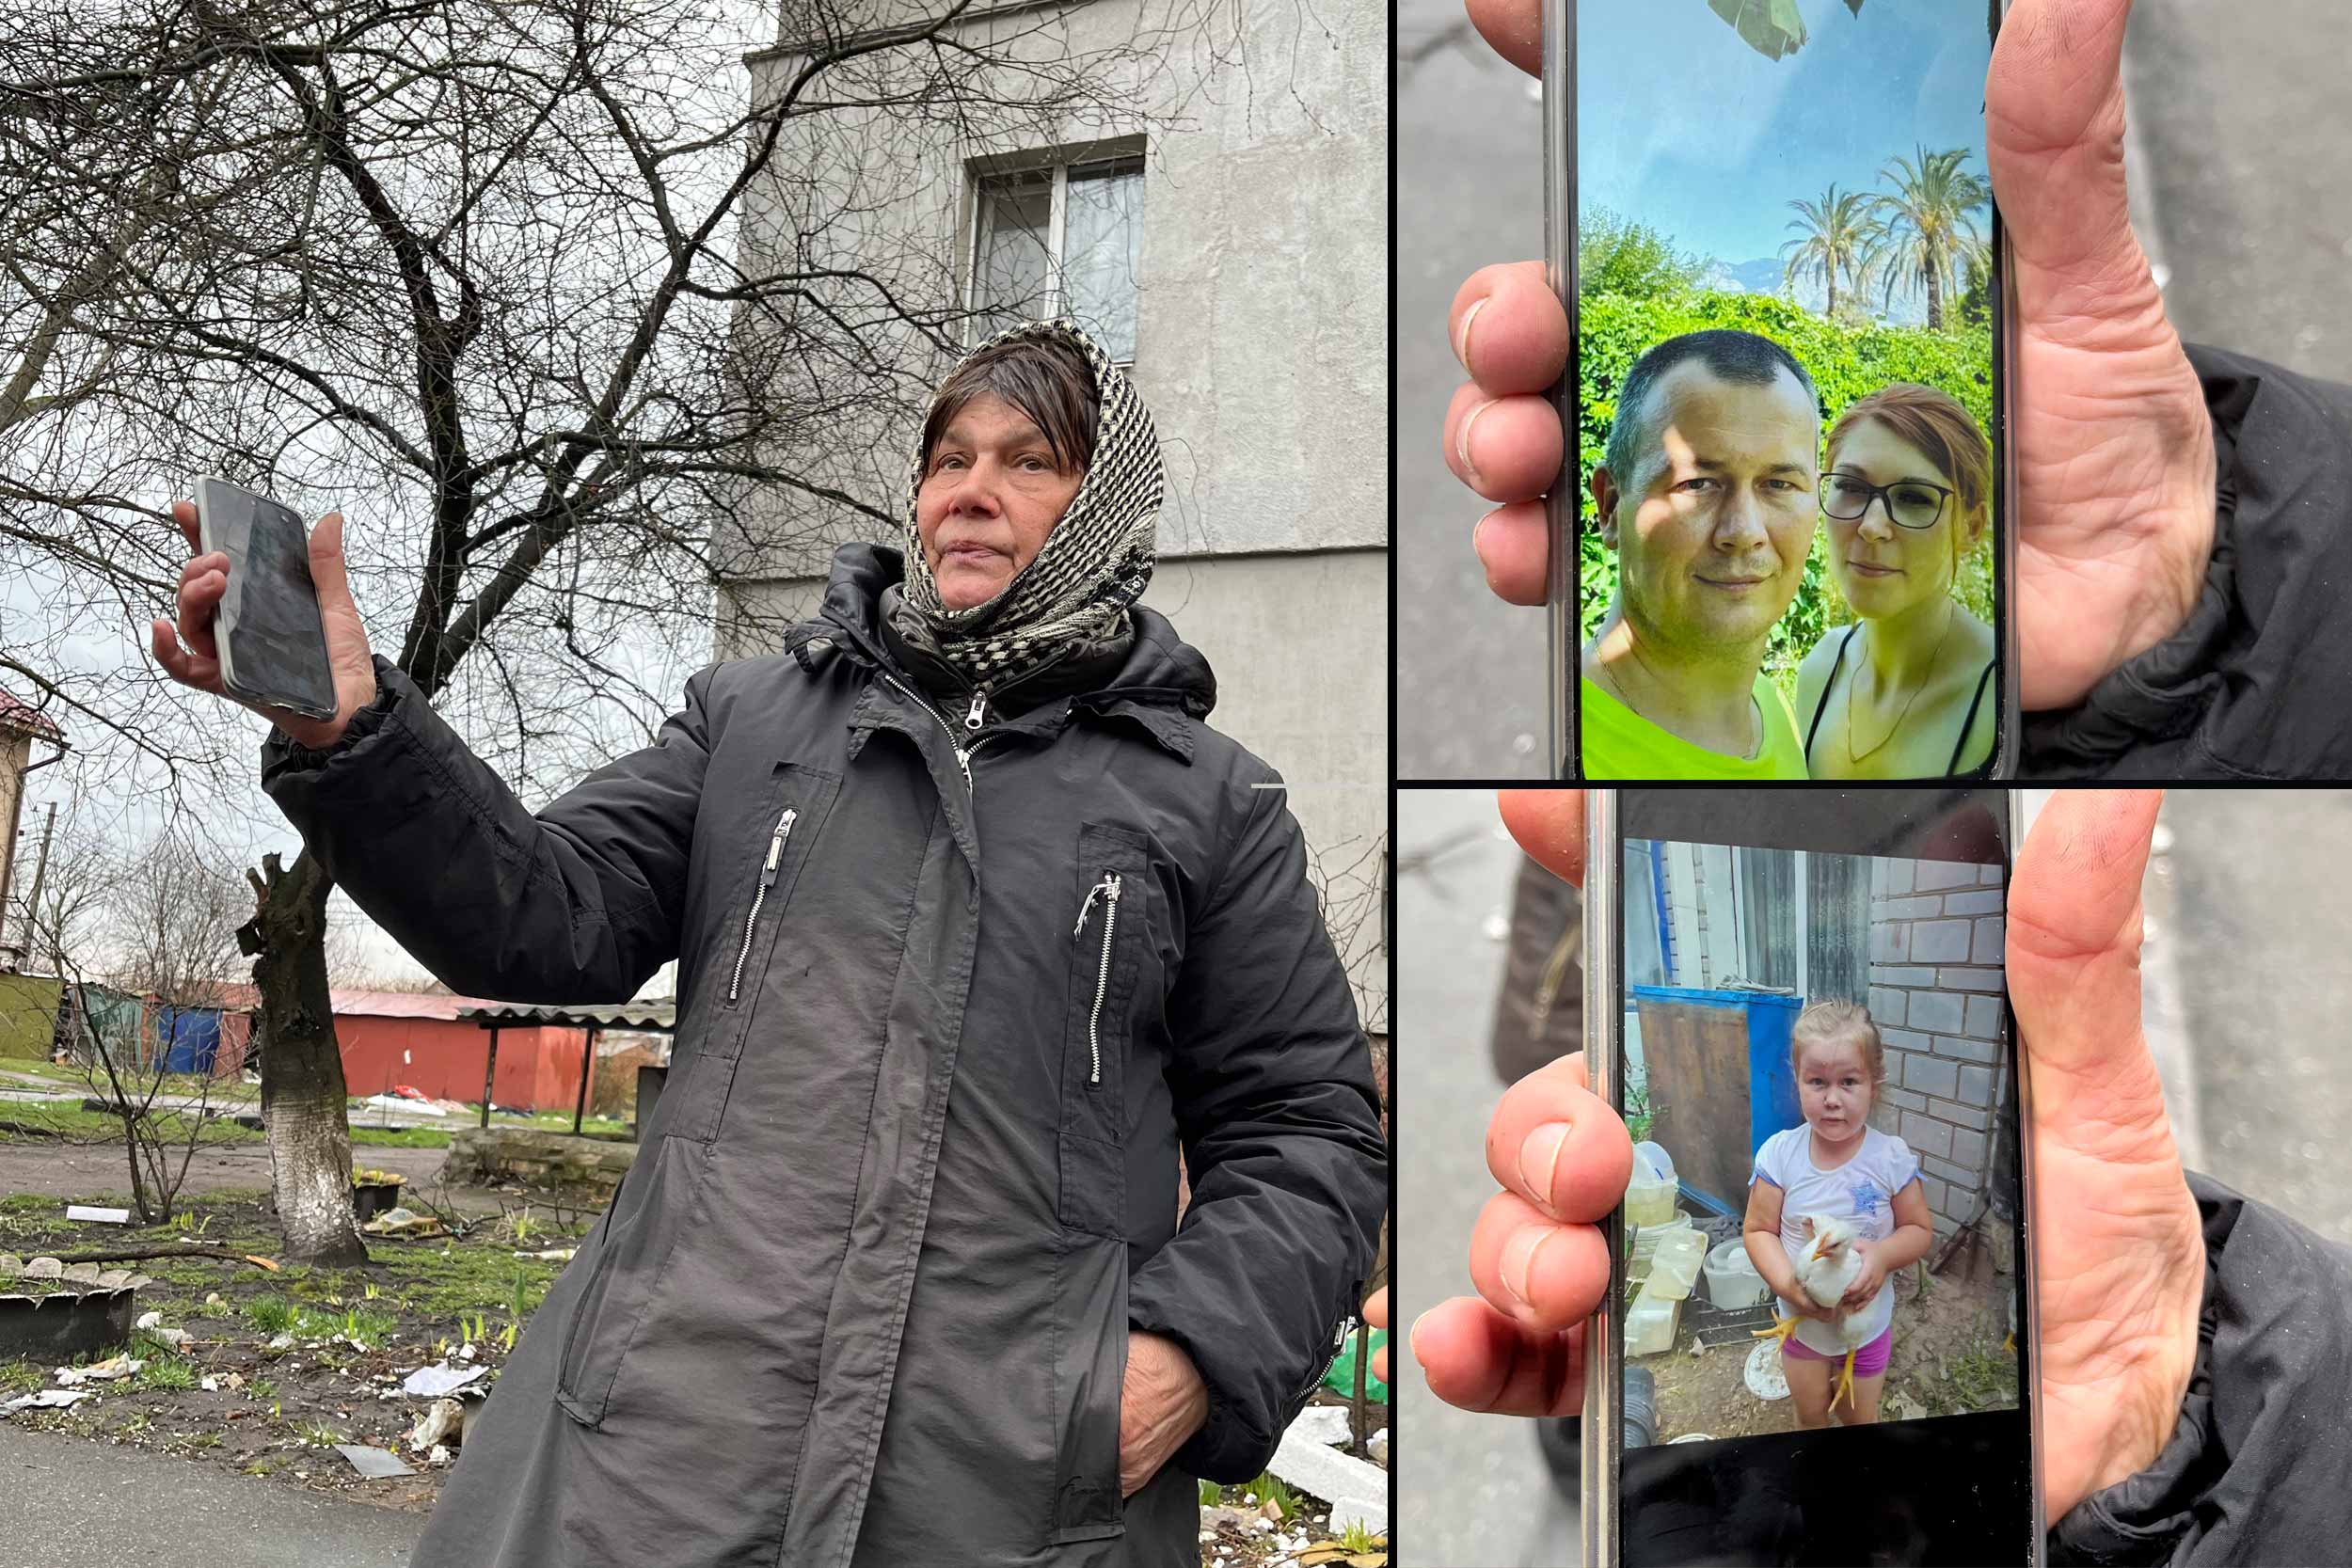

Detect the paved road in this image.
[1397,0,2352,778]
[0,1424,422,1567]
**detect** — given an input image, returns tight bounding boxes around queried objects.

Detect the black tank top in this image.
[1803,624,1996,777]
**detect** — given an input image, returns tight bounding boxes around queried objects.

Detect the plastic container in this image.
[1630,1210,1692,1262]
[1703,1239,1770,1309]
[1624,1287,1681,1356]
[1625,1170,1678,1227]
[1633,1141,1677,1186]
[1644,1227,1708,1301]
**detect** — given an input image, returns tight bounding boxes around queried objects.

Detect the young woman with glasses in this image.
[1794,382,1999,778]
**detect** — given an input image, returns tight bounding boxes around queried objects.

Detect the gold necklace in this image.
[1844,613,1955,765]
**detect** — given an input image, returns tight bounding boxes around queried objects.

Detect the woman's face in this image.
[916,393,1084,612]
[1822,419,1971,620]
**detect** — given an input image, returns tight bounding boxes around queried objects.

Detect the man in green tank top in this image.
[1580,330,1819,779]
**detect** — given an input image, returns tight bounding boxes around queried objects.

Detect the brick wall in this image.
[1862,855,2008,1239]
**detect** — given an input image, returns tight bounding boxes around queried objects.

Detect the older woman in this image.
[1795,382,1999,778]
[151,320,1388,1568]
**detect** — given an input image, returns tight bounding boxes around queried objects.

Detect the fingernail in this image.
[1407,1308,1432,1357]
[1456,400,1492,487]
[1518,1122,1570,1215]
[1454,294,1489,367]
[1500,1225,1556,1311]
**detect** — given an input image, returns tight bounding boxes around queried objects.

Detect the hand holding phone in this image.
[1410,788,2204,1536]
[150,492,378,751]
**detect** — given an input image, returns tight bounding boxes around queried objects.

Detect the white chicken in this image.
[1753,1212,1873,1411]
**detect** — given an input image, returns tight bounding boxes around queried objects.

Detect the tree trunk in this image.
[1925,262,1944,332]
[1826,276,1837,322]
[239,849,367,1267]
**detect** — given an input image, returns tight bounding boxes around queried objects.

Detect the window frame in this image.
[963,147,1145,369]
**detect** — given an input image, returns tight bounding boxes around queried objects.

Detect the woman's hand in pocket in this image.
[1118,1330,1208,1497]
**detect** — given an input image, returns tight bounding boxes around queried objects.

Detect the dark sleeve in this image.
[2049,1172,2352,1563]
[261,655,710,1002]
[2022,345,2352,779]
[1121,769,1391,1482]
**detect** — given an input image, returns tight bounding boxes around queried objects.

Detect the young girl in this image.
[1742,1000,1935,1427]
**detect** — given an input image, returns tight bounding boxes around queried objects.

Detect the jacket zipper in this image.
[880,672,1003,791]
[1073,871,1122,1085]
[726,807,798,1004]
[1298,1311,1359,1401]
[964,688,988,730]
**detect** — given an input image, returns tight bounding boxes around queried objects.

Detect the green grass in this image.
[243,1296,299,1335]
[136,1354,197,1391]
[0,1358,45,1393]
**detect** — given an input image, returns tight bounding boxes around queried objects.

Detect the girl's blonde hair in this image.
[1790,1000,1887,1087]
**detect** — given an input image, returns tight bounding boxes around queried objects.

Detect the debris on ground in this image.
[3,1388,93,1414]
[64,1206,131,1225]
[405,1399,466,1451]
[401,1363,487,1399]
[333,1443,416,1479]
[56,1354,144,1386]
[361,1208,447,1239]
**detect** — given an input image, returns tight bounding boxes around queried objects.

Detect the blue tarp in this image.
[156,1006,221,1075]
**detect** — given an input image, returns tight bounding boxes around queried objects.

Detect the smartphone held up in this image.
[188,477,340,722]
[1546,2,2018,780]
[1583,789,2039,1566]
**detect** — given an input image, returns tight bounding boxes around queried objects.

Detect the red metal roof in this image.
[0,685,65,743]
[213,984,522,1022]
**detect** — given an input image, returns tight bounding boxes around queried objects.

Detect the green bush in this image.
[1576,289,1996,700]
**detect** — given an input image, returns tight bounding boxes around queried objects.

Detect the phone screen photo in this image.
[1547,4,2014,781]
[1590,789,2037,1565]
[194,476,339,721]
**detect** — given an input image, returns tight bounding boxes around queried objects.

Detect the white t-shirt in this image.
[1750,1124,1921,1356]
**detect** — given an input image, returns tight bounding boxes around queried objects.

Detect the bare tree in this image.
[4,0,1261,1261]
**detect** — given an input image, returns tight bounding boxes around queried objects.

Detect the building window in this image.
[969,154,1143,364]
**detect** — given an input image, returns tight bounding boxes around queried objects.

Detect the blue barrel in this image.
[1630,987,1805,1213]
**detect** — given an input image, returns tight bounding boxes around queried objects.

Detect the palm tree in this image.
[1779,184,1879,322]
[1866,145,1991,330]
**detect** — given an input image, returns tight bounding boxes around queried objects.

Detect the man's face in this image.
[915,393,1084,611]
[1594,361,1820,655]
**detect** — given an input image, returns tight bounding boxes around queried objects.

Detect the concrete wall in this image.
[1864,856,2010,1239]
[719,0,1390,1022]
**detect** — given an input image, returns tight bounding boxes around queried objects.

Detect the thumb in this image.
[1985,0,2163,320]
[2005,789,2174,1156]
[309,511,355,612]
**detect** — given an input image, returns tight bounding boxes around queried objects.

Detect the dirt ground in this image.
[1,1152,1390,1558]
[0,1138,507,1218]
[1641,1253,2019,1443]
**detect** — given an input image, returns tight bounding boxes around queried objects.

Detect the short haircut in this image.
[1790,999,1886,1088]
[921,336,1099,476]
[1601,329,1819,498]
[1827,381,1994,531]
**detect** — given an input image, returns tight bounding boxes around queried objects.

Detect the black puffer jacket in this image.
[262,543,1389,1568]
[2024,346,2352,778]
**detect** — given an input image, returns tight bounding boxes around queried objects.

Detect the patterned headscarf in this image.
[898,319,1164,689]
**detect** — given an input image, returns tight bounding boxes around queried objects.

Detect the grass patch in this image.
[0,1358,45,1393]
[136,1355,197,1391]
[244,1296,299,1335]
[349,1125,453,1148]
[237,1293,397,1345]
[371,1243,567,1322]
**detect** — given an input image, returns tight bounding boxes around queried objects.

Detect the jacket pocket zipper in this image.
[726,807,798,1005]
[1072,871,1123,1085]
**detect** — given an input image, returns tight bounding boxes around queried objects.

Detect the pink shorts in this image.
[1781,1324,1893,1378]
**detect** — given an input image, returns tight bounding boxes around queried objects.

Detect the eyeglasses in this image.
[1820,473,1955,531]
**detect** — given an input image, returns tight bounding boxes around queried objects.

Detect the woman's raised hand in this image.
[149,499,379,752]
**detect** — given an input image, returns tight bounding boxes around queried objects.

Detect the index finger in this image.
[1466,0,1540,79]
[170,499,201,555]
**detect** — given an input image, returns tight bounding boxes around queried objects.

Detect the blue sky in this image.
[1577,0,1994,267]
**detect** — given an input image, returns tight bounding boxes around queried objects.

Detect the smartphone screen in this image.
[1550,4,2012,781]
[196,477,338,721]
[1598,789,2035,1564]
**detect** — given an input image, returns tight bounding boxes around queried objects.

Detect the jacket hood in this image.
[794,542,1216,725]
